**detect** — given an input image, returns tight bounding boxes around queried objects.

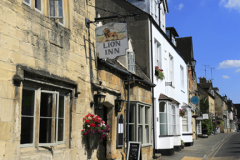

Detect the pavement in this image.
[157,132,237,160]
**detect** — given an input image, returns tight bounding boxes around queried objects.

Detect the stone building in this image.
[0,0,102,159]
[95,56,154,159]
[212,88,228,133]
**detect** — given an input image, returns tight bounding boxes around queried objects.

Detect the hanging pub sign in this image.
[190,96,199,105]
[96,22,128,59]
[127,142,141,160]
[203,113,209,119]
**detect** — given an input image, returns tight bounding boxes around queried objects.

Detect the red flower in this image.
[96,116,99,118]
[159,69,163,72]
[90,123,95,127]
[85,120,90,123]
[155,66,159,70]
[83,117,86,120]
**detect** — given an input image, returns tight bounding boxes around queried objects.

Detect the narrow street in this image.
[205,132,240,160]
[159,132,239,160]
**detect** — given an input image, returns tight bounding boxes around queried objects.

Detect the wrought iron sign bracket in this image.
[165,82,172,86]
[85,14,138,28]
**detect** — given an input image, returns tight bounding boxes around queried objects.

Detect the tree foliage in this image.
[200,97,209,113]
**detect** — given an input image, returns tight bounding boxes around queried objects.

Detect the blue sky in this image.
[166,0,240,103]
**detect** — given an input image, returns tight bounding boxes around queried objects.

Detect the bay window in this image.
[129,102,151,145]
[159,101,179,136]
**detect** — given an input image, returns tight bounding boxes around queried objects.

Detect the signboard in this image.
[96,23,128,59]
[127,142,141,160]
[203,113,209,119]
[190,96,199,105]
[116,114,124,148]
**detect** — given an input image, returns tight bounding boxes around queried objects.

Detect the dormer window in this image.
[127,52,135,73]
[211,90,214,96]
[166,27,179,46]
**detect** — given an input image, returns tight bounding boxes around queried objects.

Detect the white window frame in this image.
[159,101,168,135]
[182,108,190,133]
[180,65,184,90]
[129,101,151,146]
[171,105,176,135]
[49,0,65,26]
[169,54,174,86]
[20,87,36,148]
[127,52,135,73]
[23,0,31,7]
[20,88,66,147]
[35,0,43,14]
[154,40,162,69]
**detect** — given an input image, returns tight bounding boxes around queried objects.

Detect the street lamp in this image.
[191,59,196,68]
[94,91,106,109]
[115,96,125,112]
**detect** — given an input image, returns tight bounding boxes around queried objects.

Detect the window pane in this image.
[22,89,35,116]
[160,113,167,123]
[24,0,30,4]
[50,0,55,16]
[172,115,175,125]
[182,125,188,132]
[138,105,143,124]
[58,0,63,23]
[138,126,142,143]
[129,124,135,141]
[40,93,57,118]
[20,117,34,144]
[159,102,166,112]
[130,104,135,123]
[39,118,56,143]
[160,124,167,135]
[58,96,64,118]
[58,119,64,141]
[145,107,149,124]
[35,0,41,11]
[145,126,149,143]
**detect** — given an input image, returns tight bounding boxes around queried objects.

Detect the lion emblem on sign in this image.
[102,28,119,41]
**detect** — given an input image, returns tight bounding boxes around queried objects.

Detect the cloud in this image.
[235,69,240,72]
[218,60,240,69]
[219,0,240,12]
[178,3,184,10]
[223,75,230,79]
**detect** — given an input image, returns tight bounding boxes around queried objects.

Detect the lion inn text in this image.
[103,41,121,55]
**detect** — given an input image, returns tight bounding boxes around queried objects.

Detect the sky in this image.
[166,0,240,103]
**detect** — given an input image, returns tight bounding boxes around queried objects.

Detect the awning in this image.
[158,94,180,105]
[196,117,203,121]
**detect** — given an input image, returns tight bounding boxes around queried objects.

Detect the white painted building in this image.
[128,0,191,155]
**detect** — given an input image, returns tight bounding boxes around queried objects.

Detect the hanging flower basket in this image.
[82,113,111,149]
[179,109,186,117]
[155,66,165,80]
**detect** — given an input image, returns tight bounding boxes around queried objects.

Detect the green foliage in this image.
[181,140,184,145]
[202,118,215,135]
[200,97,209,113]
[157,70,165,80]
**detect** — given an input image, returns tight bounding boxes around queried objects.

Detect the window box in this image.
[155,66,164,80]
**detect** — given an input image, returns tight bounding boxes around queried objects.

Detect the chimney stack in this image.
[199,77,206,83]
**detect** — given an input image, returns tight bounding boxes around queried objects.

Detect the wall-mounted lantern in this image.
[115,96,125,112]
[191,59,196,68]
[94,91,106,109]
